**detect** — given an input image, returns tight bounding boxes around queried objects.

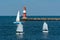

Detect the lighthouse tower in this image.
[22,6,27,19]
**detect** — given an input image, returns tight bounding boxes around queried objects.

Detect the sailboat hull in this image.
[16,31,23,34]
[43,31,48,33]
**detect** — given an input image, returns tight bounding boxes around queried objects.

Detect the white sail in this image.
[16,10,20,22]
[16,23,23,34]
[16,24,23,32]
[43,22,48,32]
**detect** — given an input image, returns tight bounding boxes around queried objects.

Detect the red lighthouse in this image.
[22,6,27,19]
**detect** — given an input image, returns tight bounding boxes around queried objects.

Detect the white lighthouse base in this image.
[22,17,27,19]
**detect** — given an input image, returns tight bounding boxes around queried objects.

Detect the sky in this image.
[0,0,60,16]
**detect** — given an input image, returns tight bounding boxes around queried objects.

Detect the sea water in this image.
[0,16,60,40]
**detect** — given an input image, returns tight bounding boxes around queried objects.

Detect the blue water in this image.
[0,16,60,40]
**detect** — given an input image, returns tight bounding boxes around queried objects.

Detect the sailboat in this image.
[42,22,48,32]
[16,24,23,34]
[13,10,23,34]
[13,10,21,24]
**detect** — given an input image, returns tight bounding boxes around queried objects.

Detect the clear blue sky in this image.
[0,0,60,16]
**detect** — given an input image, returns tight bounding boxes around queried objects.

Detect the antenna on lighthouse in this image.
[22,6,27,19]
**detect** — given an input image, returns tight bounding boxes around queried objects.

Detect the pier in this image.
[21,6,60,21]
[21,18,60,21]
